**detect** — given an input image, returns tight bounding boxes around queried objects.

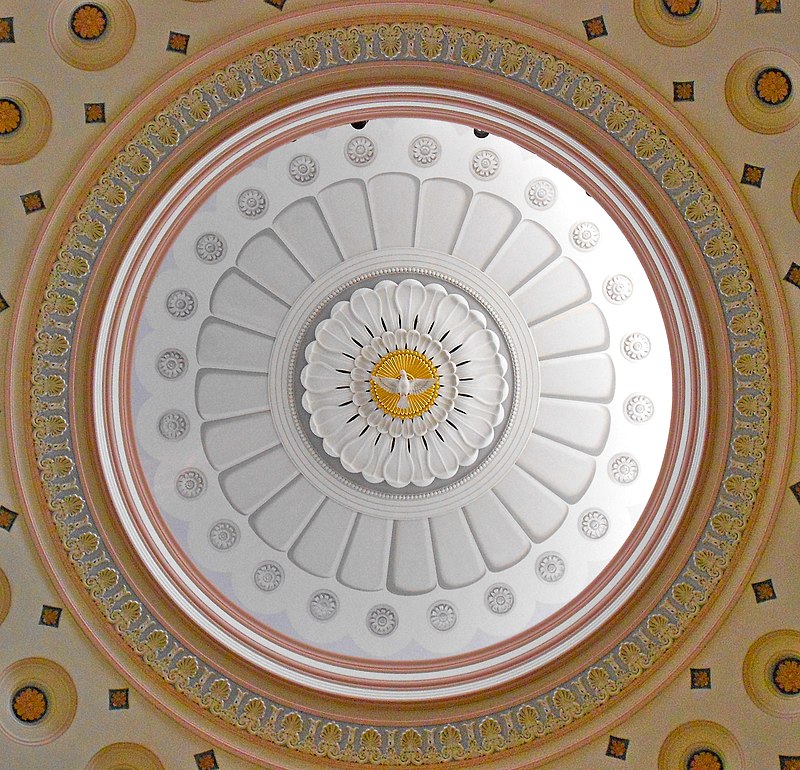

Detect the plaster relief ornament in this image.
[289,154,318,184]
[429,601,457,631]
[157,349,187,379]
[410,135,440,166]
[471,149,500,178]
[301,280,509,487]
[195,233,227,263]
[309,590,339,621]
[209,520,239,551]
[526,178,557,209]
[175,469,205,499]
[367,605,398,636]
[570,221,600,250]
[237,188,267,218]
[253,562,283,592]
[486,584,515,614]
[622,332,651,360]
[345,136,375,165]
[579,509,609,539]
[165,289,196,319]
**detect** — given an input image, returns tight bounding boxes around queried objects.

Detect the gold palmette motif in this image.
[27,21,771,763]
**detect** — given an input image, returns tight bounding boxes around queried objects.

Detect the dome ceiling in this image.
[1,3,796,767]
[97,113,685,695]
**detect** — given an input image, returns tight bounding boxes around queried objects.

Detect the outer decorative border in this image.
[21,19,772,765]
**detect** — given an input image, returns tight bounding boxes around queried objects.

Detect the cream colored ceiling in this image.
[0,0,799,767]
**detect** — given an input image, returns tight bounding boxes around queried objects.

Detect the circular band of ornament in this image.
[658,721,744,770]
[14,16,777,765]
[634,0,719,47]
[0,658,77,746]
[725,49,800,134]
[743,629,800,718]
[793,169,800,225]
[0,79,52,165]
[48,0,136,71]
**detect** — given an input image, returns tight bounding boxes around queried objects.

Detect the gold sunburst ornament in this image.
[370,349,439,419]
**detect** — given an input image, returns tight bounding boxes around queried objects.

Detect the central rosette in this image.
[301,279,509,488]
[369,347,440,419]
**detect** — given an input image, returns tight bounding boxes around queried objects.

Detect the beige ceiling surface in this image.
[1,0,799,768]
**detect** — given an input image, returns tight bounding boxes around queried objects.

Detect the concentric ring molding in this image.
[0,658,77,746]
[48,0,135,71]
[743,629,800,718]
[86,742,165,770]
[658,720,744,770]
[634,0,720,47]
[0,568,10,626]
[0,79,52,164]
[7,6,790,767]
[726,49,800,134]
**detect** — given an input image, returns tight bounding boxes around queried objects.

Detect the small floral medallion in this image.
[570,221,600,250]
[537,552,566,582]
[624,394,654,423]
[165,289,197,319]
[209,520,239,551]
[195,233,227,263]
[603,274,634,303]
[621,332,651,360]
[12,686,48,723]
[289,154,318,184]
[410,135,440,166]
[367,605,397,636]
[237,189,267,218]
[687,749,723,770]
[157,349,187,379]
[254,562,284,592]
[309,590,339,621]
[580,509,609,539]
[772,656,800,695]
[471,149,500,178]
[609,453,639,483]
[70,4,108,41]
[486,584,515,614]
[158,410,189,440]
[176,469,206,499]
[526,178,557,209]
[345,136,375,166]
[0,97,22,135]
[428,601,457,631]
[754,67,792,106]
[661,0,701,17]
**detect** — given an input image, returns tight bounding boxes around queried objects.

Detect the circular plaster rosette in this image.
[9,12,784,768]
[726,49,800,134]
[301,279,508,488]
[0,658,77,746]
[634,0,719,47]
[658,721,744,770]
[0,79,52,165]
[743,630,800,718]
[48,0,136,71]
[86,743,165,770]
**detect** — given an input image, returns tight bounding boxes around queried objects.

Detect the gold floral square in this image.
[0,506,18,531]
[606,735,629,760]
[673,81,695,102]
[780,758,800,770]
[265,0,287,7]
[84,103,106,123]
[194,750,219,770]
[752,578,776,602]
[791,479,800,501]
[39,605,62,627]
[582,16,608,41]
[741,164,765,187]
[690,668,712,688]
[0,17,14,43]
[755,0,781,13]
[20,190,45,214]
[108,688,129,709]
[167,31,190,54]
